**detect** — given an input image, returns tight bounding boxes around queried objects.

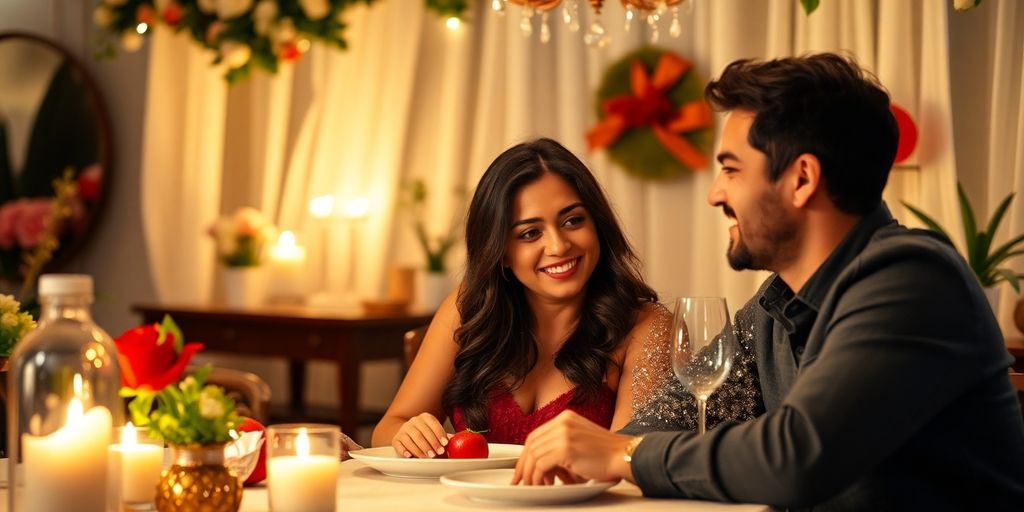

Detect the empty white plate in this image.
[441,468,616,505]
[348,444,522,479]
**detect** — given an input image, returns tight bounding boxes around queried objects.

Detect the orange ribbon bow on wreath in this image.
[587,52,712,171]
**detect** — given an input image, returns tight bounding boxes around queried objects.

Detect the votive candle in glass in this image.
[108,422,163,511]
[266,424,340,512]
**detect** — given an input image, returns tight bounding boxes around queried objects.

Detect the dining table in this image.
[233,459,771,512]
[0,458,769,511]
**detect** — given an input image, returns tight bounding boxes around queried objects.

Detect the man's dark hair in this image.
[705,53,898,215]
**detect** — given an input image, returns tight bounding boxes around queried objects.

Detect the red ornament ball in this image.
[891,103,917,164]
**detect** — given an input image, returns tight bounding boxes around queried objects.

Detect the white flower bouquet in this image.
[207,207,276,268]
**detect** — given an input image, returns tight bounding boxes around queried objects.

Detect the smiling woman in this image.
[372,137,668,459]
[0,32,111,295]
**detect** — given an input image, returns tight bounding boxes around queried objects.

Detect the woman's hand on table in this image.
[392,412,452,458]
[513,410,633,486]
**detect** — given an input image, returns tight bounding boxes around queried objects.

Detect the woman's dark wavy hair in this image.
[443,138,658,430]
[704,52,898,215]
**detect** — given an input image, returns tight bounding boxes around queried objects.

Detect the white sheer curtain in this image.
[140,30,227,304]
[981,0,1024,334]
[140,0,983,333]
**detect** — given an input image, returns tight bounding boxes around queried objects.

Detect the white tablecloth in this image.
[237,459,771,512]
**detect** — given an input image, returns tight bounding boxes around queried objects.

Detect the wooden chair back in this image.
[202,366,273,424]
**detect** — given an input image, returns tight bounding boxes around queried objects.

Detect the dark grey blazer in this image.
[627,206,1024,510]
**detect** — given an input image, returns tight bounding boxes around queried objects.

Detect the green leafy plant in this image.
[902,183,1024,292]
[402,180,465,274]
[131,365,241,446]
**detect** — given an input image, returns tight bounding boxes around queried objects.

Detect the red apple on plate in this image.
[446,430,488,459]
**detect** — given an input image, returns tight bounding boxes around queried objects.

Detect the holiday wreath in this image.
[587,47,714,181]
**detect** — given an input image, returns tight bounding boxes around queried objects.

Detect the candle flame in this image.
[73,373,83,397]
[278,230,297,248]
[296,427,310,457]
[122,422,137,446]
[67,397,84,425]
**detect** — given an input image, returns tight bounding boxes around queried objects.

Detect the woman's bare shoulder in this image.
[631,301,671,333]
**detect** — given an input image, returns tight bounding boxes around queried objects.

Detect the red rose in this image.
[115,323,203,391]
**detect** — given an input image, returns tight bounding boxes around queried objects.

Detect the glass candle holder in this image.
[108,423,163,511]
[266,424,340,512]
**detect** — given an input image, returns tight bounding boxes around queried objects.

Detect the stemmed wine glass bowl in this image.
[670,296,738,435]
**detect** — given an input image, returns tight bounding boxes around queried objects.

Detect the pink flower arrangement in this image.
[0,198,53,250]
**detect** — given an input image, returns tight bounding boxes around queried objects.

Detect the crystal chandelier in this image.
[491,0,694,47]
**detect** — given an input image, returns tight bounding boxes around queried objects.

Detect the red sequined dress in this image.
[450,385,616,445]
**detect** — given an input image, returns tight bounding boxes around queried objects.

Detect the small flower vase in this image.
[156,443,242,512]
[222,266,266,309]
[416,270,450,312]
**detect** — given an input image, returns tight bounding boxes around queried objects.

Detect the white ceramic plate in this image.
[348,444,522,479]
[440,468,615,505]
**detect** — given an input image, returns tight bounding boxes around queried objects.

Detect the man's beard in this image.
[724,194,798,272]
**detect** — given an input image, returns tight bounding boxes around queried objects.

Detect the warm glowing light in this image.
[446,16,461,31]
[67,397,84,424]
[309,195,335,219]
[341,197,370,219]
[121,422,138,446]
[136,22,148,34]
[278,230,298,248]
[296,38,311,53]
[73,373,83,397]
[296,427,310,457]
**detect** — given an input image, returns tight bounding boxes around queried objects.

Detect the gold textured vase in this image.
[156,443,242,512]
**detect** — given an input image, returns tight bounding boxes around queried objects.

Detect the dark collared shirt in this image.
[631,205,1024,510]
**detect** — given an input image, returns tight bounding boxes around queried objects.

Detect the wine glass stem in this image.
[697,397,707,435]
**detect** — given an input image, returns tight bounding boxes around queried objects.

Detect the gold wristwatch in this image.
[623,435,646,464]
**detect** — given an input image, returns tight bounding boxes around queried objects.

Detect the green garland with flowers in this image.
[95,0,470,84]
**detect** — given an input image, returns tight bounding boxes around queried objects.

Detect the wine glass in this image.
[670,297,738,435]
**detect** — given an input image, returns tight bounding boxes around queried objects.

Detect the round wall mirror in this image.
[0,32,111,294]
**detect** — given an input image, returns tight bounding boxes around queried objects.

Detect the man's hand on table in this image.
[512,410,635,486]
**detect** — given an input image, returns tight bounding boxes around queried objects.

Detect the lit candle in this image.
[109,422,163,506]
[268,230,308,301]
[22,394,112,511]
[267,426,339,512]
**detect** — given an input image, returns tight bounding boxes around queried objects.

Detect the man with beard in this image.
[512,53,1024,509]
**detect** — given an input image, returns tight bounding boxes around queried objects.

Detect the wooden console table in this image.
[132,303,433,436]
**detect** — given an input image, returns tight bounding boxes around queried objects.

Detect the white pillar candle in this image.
[267,427,338,512]
[22,398,112,512]
[109,422,163,505]
[268,230,308,301]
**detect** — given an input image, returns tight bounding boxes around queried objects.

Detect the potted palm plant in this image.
[902,183,1024,312]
